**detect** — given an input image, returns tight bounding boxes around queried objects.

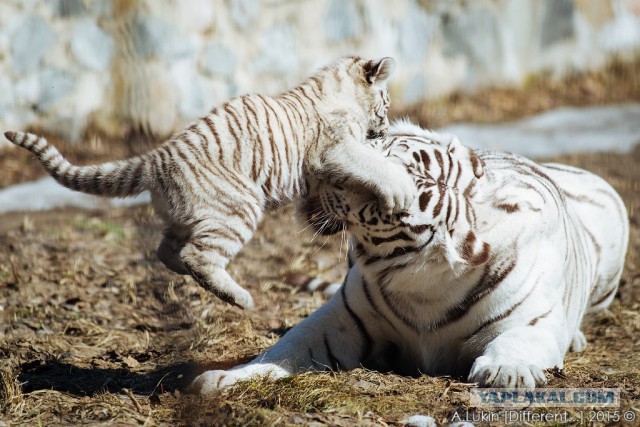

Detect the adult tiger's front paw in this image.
[189,363,290,396]
[376,164,416,214]
[189,370,243,395]
[468,356,547,388]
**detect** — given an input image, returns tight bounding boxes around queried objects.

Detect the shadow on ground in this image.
[18,359,195,396]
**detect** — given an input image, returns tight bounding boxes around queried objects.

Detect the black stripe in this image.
[341,281,373,363]
[362,278,401,334]
[307,347,323,370]
[377,262,411,286]
[468,285,535,338]
[365,235,433,266]
[323,334,342,370]
[377,285,420,334]
[371,231,412,246]
[429,256,516,330]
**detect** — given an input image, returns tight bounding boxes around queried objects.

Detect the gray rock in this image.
[71,19,114,71]
[41,115,84,142]
[324,0,362,43]
[441,7,502,73]
[541,0,574,46]
[131,13,194,60]
[0,76,14,115]
[252,25,298,74]
[14,74,40,105]
[230,0,260,31]
[89,0,112,18]
[11,15,56,74]
[398,6,434,63]
[38,68,76,112]
[52,0,86,17]
[171,59,208,118]
[202,43,236,78]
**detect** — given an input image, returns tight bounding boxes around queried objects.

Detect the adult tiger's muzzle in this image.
[302,194,345,236]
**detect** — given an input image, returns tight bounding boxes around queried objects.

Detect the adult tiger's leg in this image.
[468,321,566,388]
[570,330,587,352]
[190,268,379,395]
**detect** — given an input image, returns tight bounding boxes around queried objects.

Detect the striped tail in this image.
[284,271,342,297]
[5,131,149,198]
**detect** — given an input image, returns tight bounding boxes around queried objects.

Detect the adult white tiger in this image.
[191,120,628,392]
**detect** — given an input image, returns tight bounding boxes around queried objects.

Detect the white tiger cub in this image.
[4,56,416,310]
[191,120,628,392]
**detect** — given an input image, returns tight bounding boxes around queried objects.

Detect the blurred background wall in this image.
[1,0,639,142]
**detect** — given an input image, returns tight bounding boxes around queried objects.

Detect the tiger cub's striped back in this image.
[189,121,628,394]
[5,56,417,310]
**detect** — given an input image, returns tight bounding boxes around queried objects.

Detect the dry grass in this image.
[394,54,640,129]
[1,56,640,426]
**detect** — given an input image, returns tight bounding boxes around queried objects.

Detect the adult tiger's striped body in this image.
[191,120,628,392]
[4,56,416,310]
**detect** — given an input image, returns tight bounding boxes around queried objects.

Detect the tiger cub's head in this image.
[319,56,395,139]
[304,123,491,269]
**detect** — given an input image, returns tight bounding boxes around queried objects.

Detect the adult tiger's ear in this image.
[448,137,484,179]
[364,57,396,86]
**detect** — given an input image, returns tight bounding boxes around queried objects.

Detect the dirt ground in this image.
[1,59,640,426]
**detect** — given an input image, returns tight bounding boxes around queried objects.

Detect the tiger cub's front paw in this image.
[375,164,416,214]
[468,356,547,388]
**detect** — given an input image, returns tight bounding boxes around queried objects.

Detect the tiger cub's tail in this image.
[5,131,149,198]
[283,271,342,297]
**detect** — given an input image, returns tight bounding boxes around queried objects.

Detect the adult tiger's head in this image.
[304,121,491,268]
[319,56,395,139]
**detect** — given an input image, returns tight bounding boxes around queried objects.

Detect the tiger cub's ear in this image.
[363,57,396,86]
[448,137,484,179]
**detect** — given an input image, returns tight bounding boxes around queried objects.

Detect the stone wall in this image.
[1,0,639,142]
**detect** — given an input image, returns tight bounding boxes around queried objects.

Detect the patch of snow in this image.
[441,103,640,158]
[0,177,150,214]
